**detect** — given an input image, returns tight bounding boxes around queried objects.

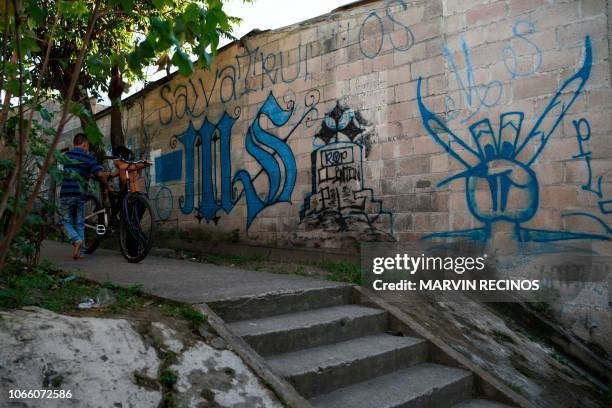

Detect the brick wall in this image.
[95,0,610,253]
[93,0,611,355]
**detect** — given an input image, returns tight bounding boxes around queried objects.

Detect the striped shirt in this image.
[60,148,103,197]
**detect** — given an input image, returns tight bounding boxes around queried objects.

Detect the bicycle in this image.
[82,156,155,263]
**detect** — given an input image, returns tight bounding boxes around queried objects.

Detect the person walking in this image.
[60,133,110,259]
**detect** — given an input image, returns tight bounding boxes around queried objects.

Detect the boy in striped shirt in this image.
[60,133,110,259]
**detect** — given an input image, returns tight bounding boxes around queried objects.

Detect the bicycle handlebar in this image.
[103,156,152,166]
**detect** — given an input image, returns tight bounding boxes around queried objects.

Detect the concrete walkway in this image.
[41,241,345,304]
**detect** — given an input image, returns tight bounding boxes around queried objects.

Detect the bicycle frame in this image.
[87,156,152,237]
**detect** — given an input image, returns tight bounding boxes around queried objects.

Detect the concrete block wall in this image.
[92,0,612,356]
[94,0,611,253]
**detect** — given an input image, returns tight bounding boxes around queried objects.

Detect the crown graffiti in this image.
[418,36,608,243]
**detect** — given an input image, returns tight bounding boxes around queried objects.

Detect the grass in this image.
[156,227,240,246]
[159,368,178,388]
[1,259,214,408]
[157,303,208,330]
[0,261,208,332]
[549,350,568,366]
[180,305,207,330]
[492,329,514,344]
[202,252,264,266]
[159,302,208,331]
[0,260,98,313]
[508,383,526,395]
[321,260,362,285]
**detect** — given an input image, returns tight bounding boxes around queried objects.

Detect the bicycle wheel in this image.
[119,193,155,263]
[83,194,105,255]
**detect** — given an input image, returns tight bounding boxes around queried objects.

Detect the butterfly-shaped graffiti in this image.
[418,36,609,243]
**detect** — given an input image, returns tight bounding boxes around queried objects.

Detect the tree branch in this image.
[0,5,102,269]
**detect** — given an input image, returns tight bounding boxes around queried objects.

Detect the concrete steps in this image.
[213,286,515,407]
[267,333,428,398]
[228,304,387,356]
[211,285,351,322]
[310,363,473,408]
[453,400,515,408]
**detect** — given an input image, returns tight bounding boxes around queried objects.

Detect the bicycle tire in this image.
[119,193,155,263]
[83,194,104,255]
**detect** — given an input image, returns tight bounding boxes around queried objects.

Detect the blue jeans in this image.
[61,196,85,247]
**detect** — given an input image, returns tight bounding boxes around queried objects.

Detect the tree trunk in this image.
[108,64,125,148]
[75,86,95,131]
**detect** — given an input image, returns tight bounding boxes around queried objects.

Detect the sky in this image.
[133,0,352,94]
[221,0,352,43]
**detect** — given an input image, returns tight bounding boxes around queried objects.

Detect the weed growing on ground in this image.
[203,253,264,266]
[0,261,97,312]
[180,305,208,330]
[321,261,362,285]
[157,303,207,331]
[509,383,526,395]
[159,368,178,388]
[0,261,208,333]
[492,330,514,344]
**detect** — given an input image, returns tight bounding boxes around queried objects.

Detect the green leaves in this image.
[25,0,46,26]
[84,123,104,146]
[126,0,235,78]
[21,35,41,54]
[59,0,90,18]
[37,107,53,122]
[6,79,20,95]
[171,49,193,76]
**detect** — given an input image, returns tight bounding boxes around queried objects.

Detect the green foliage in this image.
[508,383,525,396]
[492,330,514,344]
[0,261,97,312]
[180,305,208,330]
[322,261,363,285]
[159,368,178,388]
[0,118,65,265]
[203,252,264,266]
[158,302,208,331]
[0,0,241,271]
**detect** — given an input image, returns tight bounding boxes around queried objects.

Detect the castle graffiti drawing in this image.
[297,102,394,245]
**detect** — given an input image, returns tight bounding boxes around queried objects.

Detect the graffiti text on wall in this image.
[563,117,612,234]
[159,44,312,125]
[359,0,415,59]
[167,91,319,228]
[444,19,543,124]
[443,37,503,124]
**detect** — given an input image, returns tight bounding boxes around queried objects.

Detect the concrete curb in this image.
[352,287,536,408]
[195,303,313,408]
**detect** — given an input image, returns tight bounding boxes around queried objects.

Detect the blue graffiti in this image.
[359,0,414,59]
[159,42,314,124]
[419,36,609,242]
[562,212,612,235]
[155,150,183,183]
[503,20,542,78]
[154,186,174,221]
[233,93,296,227]
[571,118,603,198]
[171,91,318,229]
[560,117,612,235]
[443,37,503,124]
